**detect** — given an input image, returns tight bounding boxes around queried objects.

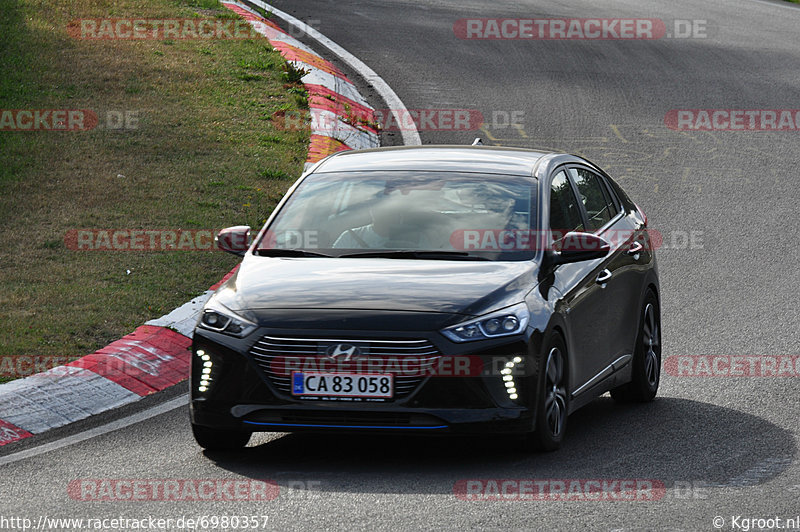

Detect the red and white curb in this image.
[0,5,379,447]
[223,2,379,170]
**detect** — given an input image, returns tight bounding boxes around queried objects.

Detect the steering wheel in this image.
[344,228,370,248]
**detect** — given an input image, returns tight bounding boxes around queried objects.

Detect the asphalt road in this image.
[2,1,800,530]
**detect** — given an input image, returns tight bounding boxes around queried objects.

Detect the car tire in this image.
[191,423,252,450]
[611,290,661,403]
[521,333,569,452]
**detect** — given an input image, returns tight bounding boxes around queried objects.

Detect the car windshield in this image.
[256,171,539,261]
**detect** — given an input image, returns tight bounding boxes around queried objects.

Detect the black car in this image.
[190,145,660,451]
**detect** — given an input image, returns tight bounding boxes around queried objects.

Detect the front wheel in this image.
[522,334,569,452]
[611,290,661,402]
[192,423,252,450]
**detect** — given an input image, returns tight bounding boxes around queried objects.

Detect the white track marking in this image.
[0,367,140,434]
[747,0,800,11]
[0,394,188,466]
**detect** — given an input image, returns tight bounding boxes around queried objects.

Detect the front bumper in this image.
[190,325,544,435]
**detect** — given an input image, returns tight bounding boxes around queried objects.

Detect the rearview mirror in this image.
[216,226,251,256]
[551,232,610,265]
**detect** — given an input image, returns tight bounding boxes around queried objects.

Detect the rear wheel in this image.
[191,423,251,450]
[522,334,569,452]
[611,290,661,402]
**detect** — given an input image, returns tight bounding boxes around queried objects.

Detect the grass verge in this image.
[0,0,309,381]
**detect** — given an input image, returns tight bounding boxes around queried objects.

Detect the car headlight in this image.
[441,303,529,343]
[198,300,257,337]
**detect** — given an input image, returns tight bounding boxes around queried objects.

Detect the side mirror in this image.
[216,226,251,256]
[551,232,610,266]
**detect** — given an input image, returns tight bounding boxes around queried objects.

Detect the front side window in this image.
[568,168,616,232]
[257,171,539,261]
[549,170,584,240]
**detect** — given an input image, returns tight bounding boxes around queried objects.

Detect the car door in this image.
[547,169,611,395]
[567,166,639,368]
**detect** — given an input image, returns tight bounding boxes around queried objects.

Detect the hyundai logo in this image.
[325,343,362,361]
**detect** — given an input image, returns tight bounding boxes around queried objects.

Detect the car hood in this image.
[214,256,538,317]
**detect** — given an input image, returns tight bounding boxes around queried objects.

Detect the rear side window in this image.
[568,168,616,232]
[549,170,584,238]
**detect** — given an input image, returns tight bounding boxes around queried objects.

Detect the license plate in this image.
[291,372,393,398]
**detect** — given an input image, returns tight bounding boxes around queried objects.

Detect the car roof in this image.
[311,145,550,177]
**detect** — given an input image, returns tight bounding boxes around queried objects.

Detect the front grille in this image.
[249,335,441,400]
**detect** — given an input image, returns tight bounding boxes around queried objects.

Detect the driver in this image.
[333,203,433,248]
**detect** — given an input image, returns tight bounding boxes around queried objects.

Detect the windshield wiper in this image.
[255,249,332,258]
[339,250,490,261]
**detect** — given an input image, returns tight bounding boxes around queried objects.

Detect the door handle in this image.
[596,269,612,285]
[627,241,643,256]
